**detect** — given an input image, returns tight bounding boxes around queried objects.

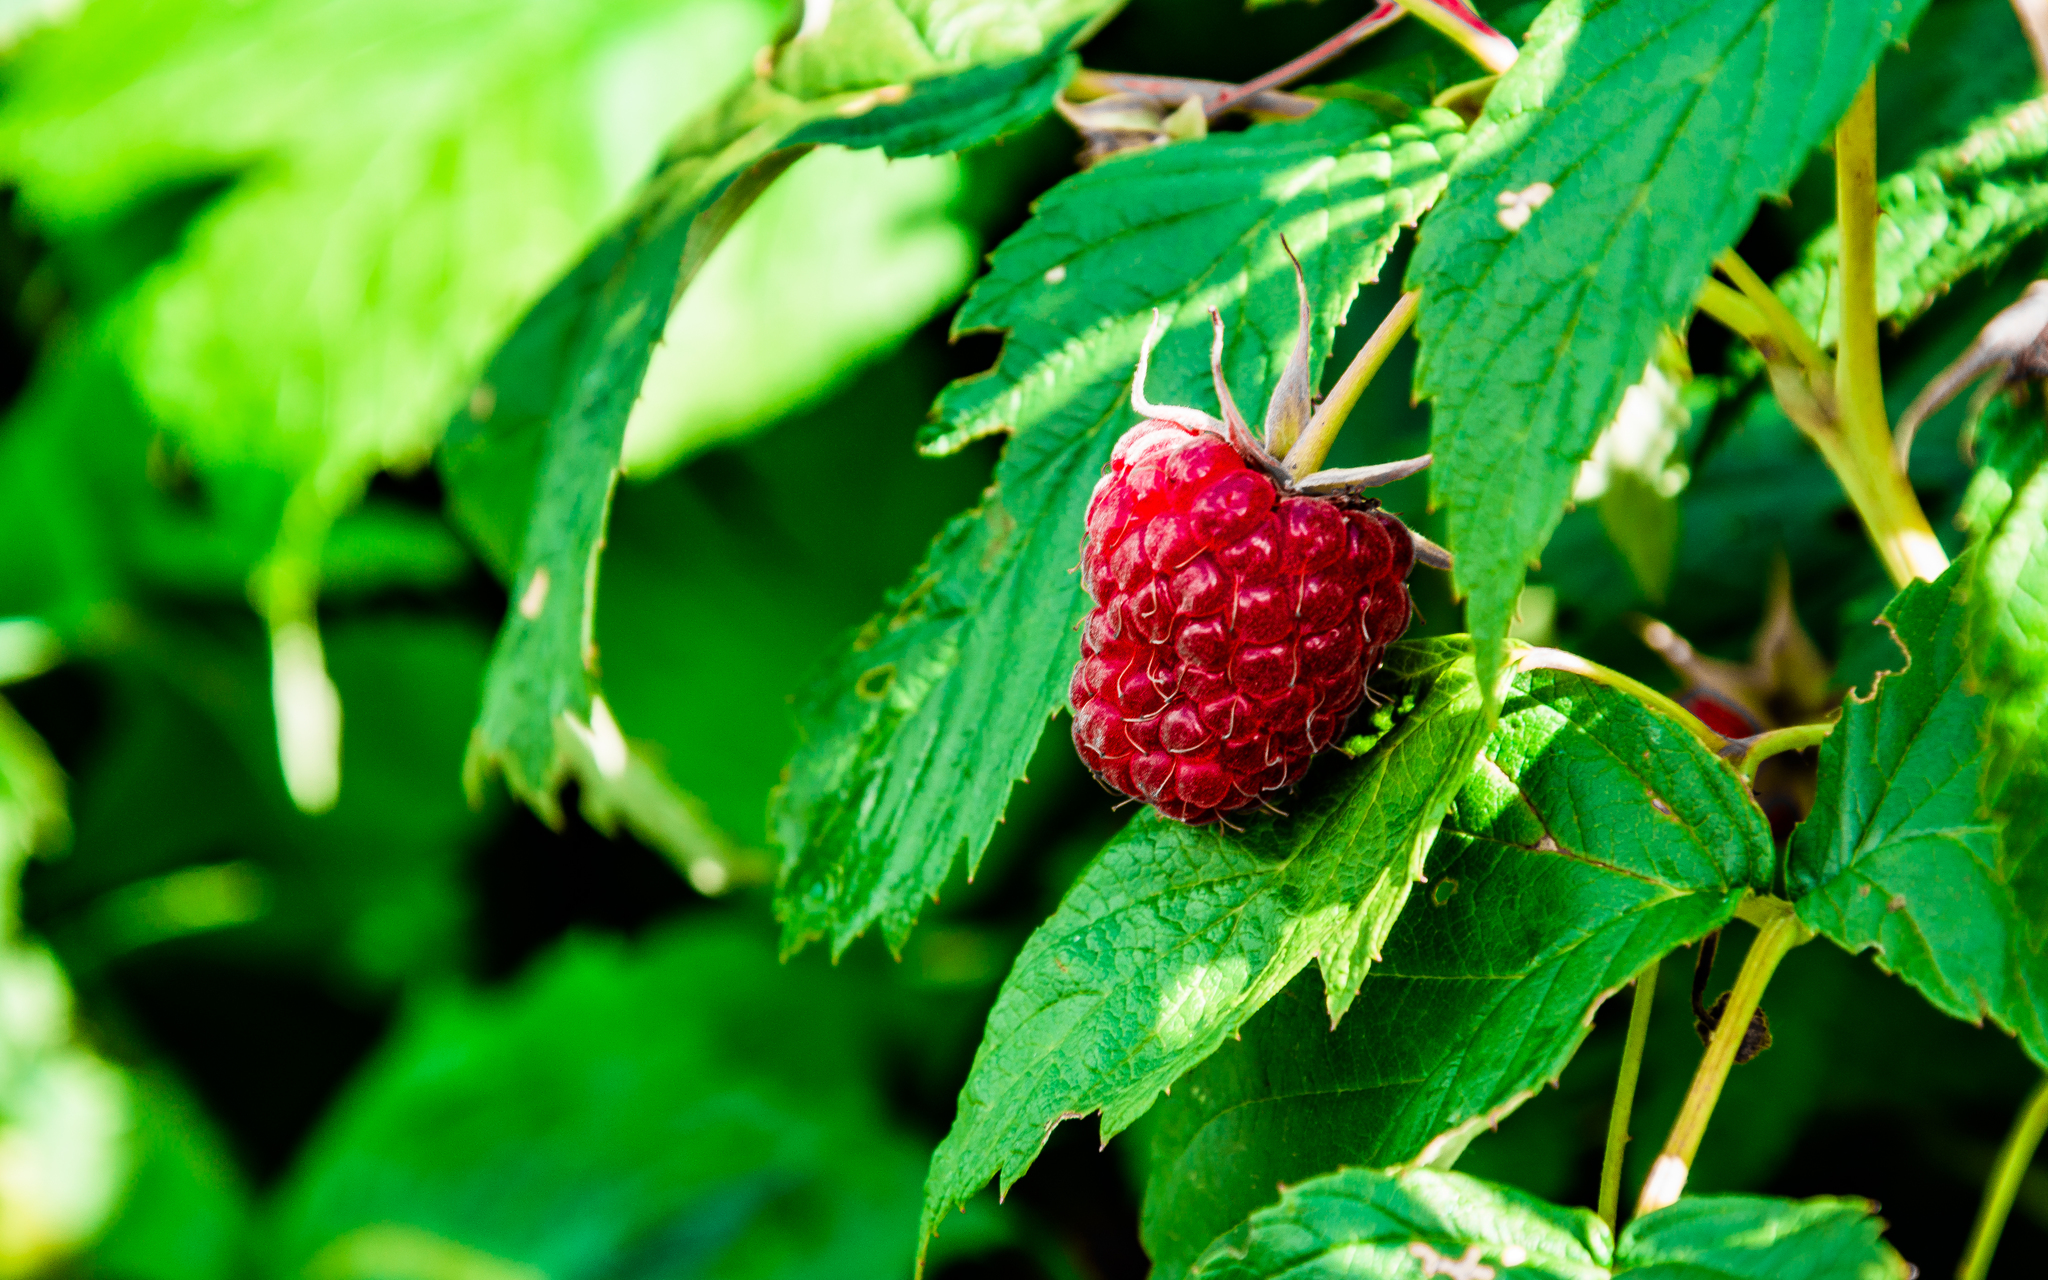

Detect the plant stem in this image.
[1282,290,1419,477]
[1599,957,1661,1232]
[1207,2,1405,119]
[1392,0,1519,74]
[1735,720,1834,783]
[1832,74,1950,588]
[1695,280,1774,348]
[1957,1074,2048,1280]
[1713,250,1833,376]
[1636,907,1811,1215]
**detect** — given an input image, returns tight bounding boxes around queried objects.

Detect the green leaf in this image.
[921,640,1500,1250]
[774,102,1467,956]
[1142,663,1768,1278]
[1781,94,2048,345]
[1787,559,2048,1066]
[0,0,781,600]
[618,146,976,477]
[271,922,928,1280]
[1959,391,2048,942]
[455,144,803,820]
[448,11,1111,831]
[1191,1167,1906,1280]
[784,24,1081,156]
[1407,0,1930,700]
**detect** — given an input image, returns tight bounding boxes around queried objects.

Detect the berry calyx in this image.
[1069,257,1446,825]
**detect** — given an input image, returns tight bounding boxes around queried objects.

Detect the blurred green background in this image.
[1,0,2044,1277]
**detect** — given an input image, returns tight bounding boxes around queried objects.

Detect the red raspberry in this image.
[1071,419,1415,823]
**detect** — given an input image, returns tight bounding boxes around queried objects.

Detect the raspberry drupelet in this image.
[1068,260,1446,825]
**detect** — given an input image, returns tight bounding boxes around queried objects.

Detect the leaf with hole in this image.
[1407,0,1930,702]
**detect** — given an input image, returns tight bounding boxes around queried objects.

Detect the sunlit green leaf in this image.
[775,102,1467,957]
[1408,0,1930,700]
[1788,560,2048,1066]
[1191,1167,1906,1280]
[921,640,1499,1251]
[1142,664,1767,1278]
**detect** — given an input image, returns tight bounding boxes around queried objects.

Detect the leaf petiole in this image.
[1957,1073,2048,1280]
[1391,0,1519,75]
[1731,720,1834,784]
[1513,645,1730,754]
[1832,74,1950,588]
[1598,956,1660,1232]
[1635,904,1811,1215]
[1712,249,1832,377]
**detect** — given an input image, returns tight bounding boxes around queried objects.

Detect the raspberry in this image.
[1071,418,1416,823]
[1066,254,1447,825]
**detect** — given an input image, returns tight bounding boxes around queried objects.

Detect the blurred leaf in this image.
[921,640,1499,1251]
[1191,1167,1906,1280]
[1958,391,2048,942]
[32,614,488,989]
[447,9,1109,840]
[599,345,994,850]
[775,102,1466,957]
[1141,663,1767,1279]
[270,920,927,1280]
[1874,0,2041,174]
[1408,0,1929,701]
[1788,561,2048,1068]
[618,147,975,477]
[0,0,783,593]
[1781,95,2048,345]
[83,1070,251,1280]
[0,696,66,895]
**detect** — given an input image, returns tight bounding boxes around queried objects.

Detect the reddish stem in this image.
[1206,2,1406,120]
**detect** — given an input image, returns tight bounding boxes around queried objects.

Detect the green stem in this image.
[1736,721,1834,783]
[1599,957,1661,1232]
[1636,906,1810,1215]
[1713,249,1831,376]
[1695,279,1774,348]
[1958,1074,2048,1280]
[1514,646,1729,754]
[1282,290,1419,477]
[1832,74,1949,588]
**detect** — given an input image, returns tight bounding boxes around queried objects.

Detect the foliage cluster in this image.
[3,0,2048,1278]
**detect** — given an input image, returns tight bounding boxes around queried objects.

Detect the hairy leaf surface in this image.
[1408,0,1929,698]
[776,103,1466,956]
[1788,561,2048,1065]
[1191,1168,1906,1280]
[920,640,1497,1249]
[1142,666,1767,1278]
[1782,95,2048,344]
